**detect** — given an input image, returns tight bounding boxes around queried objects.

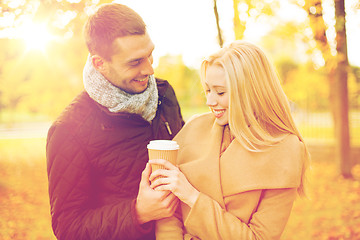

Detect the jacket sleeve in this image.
[183,188,297,240]
[46,124,152,240]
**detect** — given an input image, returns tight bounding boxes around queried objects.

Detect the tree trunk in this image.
[213,0,223,47]
[334,0,352,178]
[303,0,352,177]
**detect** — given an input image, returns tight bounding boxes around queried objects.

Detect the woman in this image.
[149,40,310,239]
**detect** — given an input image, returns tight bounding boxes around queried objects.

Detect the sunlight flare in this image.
[19,22,54,52]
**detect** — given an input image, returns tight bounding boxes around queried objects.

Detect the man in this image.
[46,3,184,240]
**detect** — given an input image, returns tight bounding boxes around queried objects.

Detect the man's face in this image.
[101,32,155,94]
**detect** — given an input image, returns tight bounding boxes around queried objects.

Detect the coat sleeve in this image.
[155,205,184,239]
[183,188,297,240]
[46,124,152,240]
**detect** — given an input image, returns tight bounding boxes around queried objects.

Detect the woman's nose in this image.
[206,93,217,107]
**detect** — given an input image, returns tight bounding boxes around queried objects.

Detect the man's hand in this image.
[135,163,179,224]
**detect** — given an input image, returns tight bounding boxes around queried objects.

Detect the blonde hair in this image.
[201,40,309,196]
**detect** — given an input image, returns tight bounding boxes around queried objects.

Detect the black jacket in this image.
[46,79,184,240]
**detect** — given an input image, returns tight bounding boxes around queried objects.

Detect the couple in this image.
[46,3,309,240]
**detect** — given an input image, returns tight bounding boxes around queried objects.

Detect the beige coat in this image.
[156,113,305,240]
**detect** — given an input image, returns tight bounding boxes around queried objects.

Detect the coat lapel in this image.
[176,115,226,208]
[220,134,303,196]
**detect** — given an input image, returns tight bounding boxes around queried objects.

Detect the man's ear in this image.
[91,55,107,73]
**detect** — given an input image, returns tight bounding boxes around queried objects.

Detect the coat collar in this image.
[175,114,226,208]
[219,134,303,196]
[174,113,303,207]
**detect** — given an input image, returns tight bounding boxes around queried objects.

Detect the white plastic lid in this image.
[147,140,179,150]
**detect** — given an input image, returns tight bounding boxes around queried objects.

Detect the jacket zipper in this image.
[158,89,172,137]
[160,113,172,136]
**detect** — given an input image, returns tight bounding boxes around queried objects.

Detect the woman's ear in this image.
[91,55,106,73]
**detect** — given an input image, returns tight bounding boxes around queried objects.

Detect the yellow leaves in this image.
[0,138,55,240]
[283,159,360,239]
[283,63,329,110]
[0,36,86,118]
[2,138,360,239]
[352,164,360,179]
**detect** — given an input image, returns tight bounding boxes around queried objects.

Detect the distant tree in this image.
[349,66,360,109]
[232,0,278,40]
[213,0,223,47]
[0,0,111,119]
[232,0,243,40]
[302,0,352,177]
[155,55,204,108]
[260,20,331,110]
[334,0,352,177]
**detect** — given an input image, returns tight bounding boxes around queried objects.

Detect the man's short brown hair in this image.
[83,3,146,61]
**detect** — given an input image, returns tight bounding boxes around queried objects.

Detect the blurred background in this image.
[0,0,359,239]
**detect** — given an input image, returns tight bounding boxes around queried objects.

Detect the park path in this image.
[0,122,51,139]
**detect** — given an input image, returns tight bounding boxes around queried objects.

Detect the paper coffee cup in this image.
[147,140,179,181]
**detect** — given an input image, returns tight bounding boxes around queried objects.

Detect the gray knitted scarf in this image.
[83,55,158,122]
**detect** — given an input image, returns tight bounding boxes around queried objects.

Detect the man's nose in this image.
[141,57,154,76]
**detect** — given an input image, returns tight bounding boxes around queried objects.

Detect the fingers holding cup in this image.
[147,140,179,183]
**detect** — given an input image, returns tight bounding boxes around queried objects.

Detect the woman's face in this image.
[204,64,229,125]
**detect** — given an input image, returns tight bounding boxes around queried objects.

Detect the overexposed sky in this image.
[117,0,222,68]
[117,0,359,68]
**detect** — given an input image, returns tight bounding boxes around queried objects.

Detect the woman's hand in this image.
[149,159,200,208]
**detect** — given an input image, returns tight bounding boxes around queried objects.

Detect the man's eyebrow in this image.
[128,57,143,63]
[127,47,155,64]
